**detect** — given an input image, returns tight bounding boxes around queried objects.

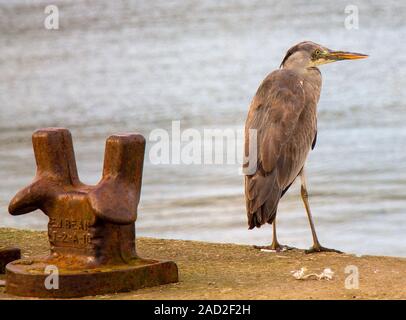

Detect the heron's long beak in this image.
[326,50,368,61]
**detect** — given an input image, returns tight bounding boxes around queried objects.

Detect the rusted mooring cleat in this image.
[6,128,178,298]
[0,247,20,274]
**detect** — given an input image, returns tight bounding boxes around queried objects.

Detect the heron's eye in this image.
[313,49,322,59]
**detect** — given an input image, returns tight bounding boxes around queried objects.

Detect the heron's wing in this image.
[244,70,305,229]
[312,131,317,150]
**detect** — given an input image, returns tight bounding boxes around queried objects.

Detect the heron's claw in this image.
[305,245,342,254]
[254,244,294,252]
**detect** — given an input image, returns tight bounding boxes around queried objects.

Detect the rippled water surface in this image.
[1,0,405,256]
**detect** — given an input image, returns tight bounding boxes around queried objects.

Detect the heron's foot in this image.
[305,245,342,254]
[254,243,294,252]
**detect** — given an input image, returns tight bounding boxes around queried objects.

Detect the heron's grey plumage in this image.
[244,41,322,229]
[244,41,367,253]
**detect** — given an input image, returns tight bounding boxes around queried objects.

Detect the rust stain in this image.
[0,247,20,274]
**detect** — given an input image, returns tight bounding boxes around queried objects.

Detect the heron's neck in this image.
[282,65,321,83]
[281,51,311,70]
[302,67,323,105]
[304,67,322,83]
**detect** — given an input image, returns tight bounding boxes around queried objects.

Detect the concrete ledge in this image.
[1,228,405,299]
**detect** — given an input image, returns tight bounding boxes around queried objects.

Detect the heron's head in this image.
[280,41,368,70]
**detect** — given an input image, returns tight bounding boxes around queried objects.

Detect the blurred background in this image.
[0,0,405,256]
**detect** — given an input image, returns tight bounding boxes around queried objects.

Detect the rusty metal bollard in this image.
[6,128,178,298]
[0,247,20,274]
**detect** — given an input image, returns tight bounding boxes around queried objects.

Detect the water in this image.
[1,0,405,257]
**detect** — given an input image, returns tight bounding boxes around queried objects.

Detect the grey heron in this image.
[244,41,367,253]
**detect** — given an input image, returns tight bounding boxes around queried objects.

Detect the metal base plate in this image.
[0,247,21,274]
[5,256,178,298]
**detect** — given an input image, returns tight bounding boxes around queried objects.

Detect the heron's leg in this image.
[253,219,294,252]
[300,168,342,254]
[270,220,280,249]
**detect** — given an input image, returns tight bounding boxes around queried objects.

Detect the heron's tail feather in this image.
[245,170,282,229]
